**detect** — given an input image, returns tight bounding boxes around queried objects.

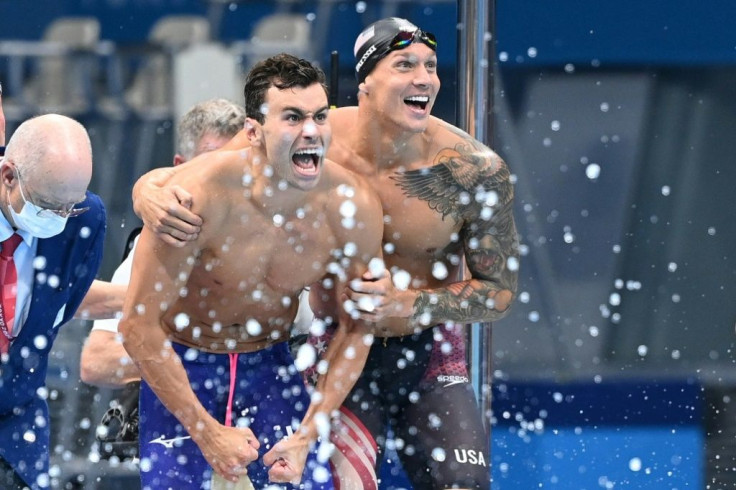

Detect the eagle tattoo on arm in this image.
[389,133,519,326]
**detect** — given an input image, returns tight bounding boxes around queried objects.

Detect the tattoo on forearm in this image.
[417,197,519,324]
[413,282,514,325]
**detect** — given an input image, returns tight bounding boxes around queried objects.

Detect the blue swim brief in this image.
[138,341,333,489]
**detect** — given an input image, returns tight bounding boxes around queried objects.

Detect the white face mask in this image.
[7,175,68,239]
[8,197,68,238]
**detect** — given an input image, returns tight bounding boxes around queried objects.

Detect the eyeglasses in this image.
[15,167,89,218]
[389,29,437,52]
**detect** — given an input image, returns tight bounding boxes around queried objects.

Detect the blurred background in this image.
[1,0,735,488]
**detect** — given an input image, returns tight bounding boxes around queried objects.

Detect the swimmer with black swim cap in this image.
[353,17,437,85]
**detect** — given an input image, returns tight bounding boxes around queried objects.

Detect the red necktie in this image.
[0,233,23,354]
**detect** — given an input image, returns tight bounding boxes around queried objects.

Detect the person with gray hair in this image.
[0,113,106,489]
[78,98,245,388]
[175,98,246,163]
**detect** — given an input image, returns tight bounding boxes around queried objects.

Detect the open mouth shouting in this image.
[292,147,323,178]
[404,95,430,113]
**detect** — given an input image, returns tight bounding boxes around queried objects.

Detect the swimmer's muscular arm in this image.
[264,177,384,482]
[404,134,520,327]
[119,228,211,430]
[306,191,382,427]
[119,222,259,481]
[312,176,383,410]
[356,131,519,331]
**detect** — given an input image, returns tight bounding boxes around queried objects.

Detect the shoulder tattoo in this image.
[389,140,512,223]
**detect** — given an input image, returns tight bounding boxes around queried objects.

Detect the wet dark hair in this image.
[243,53,328,124]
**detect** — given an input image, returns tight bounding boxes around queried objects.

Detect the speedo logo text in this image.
[437,375,469,387]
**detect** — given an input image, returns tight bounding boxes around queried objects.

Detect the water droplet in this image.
[341,217,355,229]
[246,319,262,336]
[431,262,448,280]
[33,335,48,350]
[343,242,357,257]
[431,447,446,461]
[356,296,375,312]
[392,270,411,291]
[368,257,385,278]
[23,430,36,443]
[586,163,601,180]
[313,465,330,483]
[48,275,60,288]
[344,346,356,359]
[33,256,47,270]
[294,344,316,371]
[339,200,356,218]
[173,313,190,331]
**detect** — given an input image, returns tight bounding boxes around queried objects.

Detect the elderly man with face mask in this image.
[0,112,106,490]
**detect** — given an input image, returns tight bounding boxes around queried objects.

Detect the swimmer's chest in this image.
[195,213,334,293]
[374,167,464,262]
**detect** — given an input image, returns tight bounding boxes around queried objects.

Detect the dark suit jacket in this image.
[0,191,106,488]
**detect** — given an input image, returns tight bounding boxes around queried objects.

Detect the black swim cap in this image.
[353,17,437,85]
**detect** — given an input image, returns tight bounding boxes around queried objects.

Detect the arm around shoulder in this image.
[131,166,202,246]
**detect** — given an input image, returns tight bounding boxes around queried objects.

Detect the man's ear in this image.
[0,161,16,188]
[172,154,185,166]
[245,117,263,147]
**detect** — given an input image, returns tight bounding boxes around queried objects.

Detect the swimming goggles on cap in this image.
[389,29,437,52]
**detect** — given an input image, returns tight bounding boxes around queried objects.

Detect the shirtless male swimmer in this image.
[119,54,383,489]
